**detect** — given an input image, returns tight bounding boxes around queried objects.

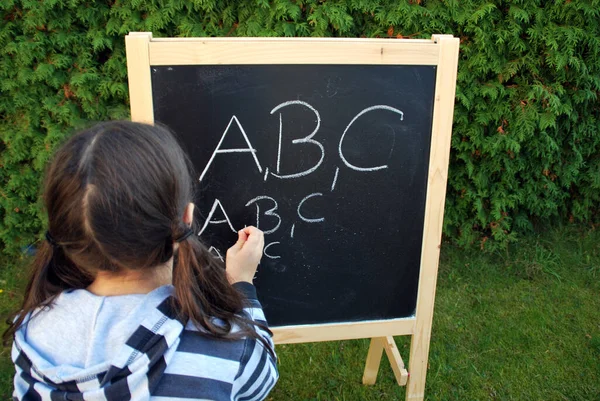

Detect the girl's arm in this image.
[226,227,278,400]
[231,282,278,401]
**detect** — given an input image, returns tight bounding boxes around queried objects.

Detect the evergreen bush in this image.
[1,0,599,254]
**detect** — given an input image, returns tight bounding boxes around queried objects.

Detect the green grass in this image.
[1,225,599,400]
[0,248,29,398]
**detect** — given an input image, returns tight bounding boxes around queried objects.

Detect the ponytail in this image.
[3,235,93,345]
[172,231,272,345]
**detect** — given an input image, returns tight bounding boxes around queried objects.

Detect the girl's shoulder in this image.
[178,323,247,361]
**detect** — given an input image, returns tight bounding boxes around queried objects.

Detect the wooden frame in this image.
[126,33,459,401]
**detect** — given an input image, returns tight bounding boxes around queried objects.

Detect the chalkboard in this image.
[151,65,436,327]
[128,34,460,398]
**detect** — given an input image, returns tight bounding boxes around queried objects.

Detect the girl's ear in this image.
[183,203,195,227]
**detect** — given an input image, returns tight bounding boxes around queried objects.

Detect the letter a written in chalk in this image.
[199,199,237,236]
[199,115,262,182]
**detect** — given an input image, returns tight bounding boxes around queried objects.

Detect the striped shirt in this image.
[12,282,278,400]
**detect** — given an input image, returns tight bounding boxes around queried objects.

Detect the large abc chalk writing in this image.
[199,102,402,260]
[152,64,437,326]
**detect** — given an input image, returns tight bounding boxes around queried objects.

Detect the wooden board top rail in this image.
[139,34,440,66]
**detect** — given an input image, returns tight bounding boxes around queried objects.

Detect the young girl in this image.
[4,121,278,400]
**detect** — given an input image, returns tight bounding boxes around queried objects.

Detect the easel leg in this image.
[382,336,409,386]
[363,337,409,386]
[405,333,427,400]
[362,337,385,385]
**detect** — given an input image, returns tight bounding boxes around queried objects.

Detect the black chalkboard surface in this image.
[152,65,436,327]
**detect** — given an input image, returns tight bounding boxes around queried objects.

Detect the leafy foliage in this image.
[1,0,599,253]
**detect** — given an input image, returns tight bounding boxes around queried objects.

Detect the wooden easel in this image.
[126,33,459,401]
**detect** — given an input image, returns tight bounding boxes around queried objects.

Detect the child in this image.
[4,121,278,400]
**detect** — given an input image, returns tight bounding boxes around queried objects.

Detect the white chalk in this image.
[199,199,236,236]
[208,246,224,262]
[245,195,281,234]
[199,115,262,182]
[338,105,404,172]
[331,167,340,191]
[297,192,325,223]
[264,241,281,259]
[270,100,324,179]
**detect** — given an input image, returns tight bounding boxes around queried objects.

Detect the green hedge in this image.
[1,0,599,254]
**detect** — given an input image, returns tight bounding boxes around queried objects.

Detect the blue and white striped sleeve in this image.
[231,282,278,401]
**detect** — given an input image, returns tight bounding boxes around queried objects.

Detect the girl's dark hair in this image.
[3,121,266,344]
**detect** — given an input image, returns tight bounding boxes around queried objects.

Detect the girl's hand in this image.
[226,226,264,284]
